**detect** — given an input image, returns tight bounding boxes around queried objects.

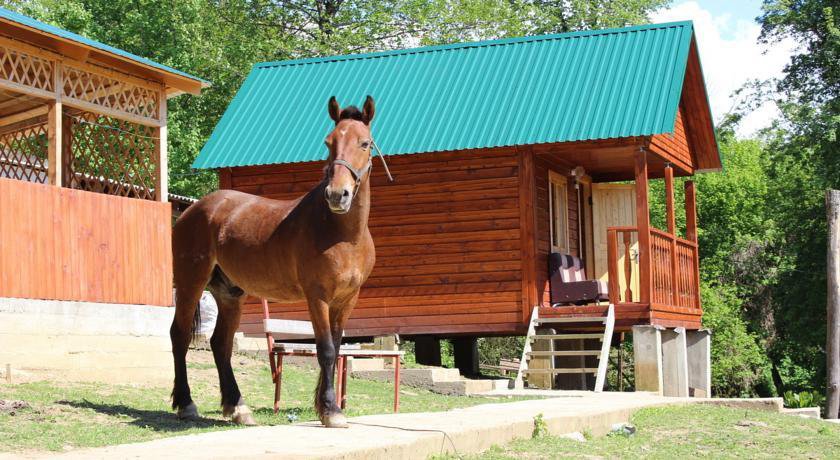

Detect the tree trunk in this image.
[827,190,840,419]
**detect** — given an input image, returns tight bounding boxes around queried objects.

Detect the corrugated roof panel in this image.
[194,21,698,169]
[0,6,207,84]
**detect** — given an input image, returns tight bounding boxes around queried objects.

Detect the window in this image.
[548,171,569,254]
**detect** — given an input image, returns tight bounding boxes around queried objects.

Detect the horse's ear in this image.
[362,95,375,125]
[328,96,341,124]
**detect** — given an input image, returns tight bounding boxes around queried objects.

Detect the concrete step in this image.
[351,365,510,396]
[781,407,821,419]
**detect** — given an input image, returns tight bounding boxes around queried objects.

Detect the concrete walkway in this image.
[9,392,781,460]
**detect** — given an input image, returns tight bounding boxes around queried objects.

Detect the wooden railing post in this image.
[607,229,619,304]
[623,232,633,301]
[635,148,652,304]
[685,181,701,308]
[47,62,62,186]
[665,165,678,305]
[154,90,168,202]
[685,181,698,243]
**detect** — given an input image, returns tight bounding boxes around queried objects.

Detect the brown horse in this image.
[169,96,377,428]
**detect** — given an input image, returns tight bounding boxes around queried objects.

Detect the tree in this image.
[751,0,840,394]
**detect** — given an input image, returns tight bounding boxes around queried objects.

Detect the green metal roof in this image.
[195,21,700,169]
[0,6,208,84]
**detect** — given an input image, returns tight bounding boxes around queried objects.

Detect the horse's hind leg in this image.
[208,270,256,426]
[170,262,212,420]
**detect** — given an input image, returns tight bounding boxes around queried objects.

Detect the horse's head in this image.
[324,95,375,214]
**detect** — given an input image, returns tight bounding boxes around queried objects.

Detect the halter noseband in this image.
[329,157,372,199]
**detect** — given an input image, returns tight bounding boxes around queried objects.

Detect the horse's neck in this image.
[315,178,371,241]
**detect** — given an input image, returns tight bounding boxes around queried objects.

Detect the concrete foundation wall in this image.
[0,297,174,385]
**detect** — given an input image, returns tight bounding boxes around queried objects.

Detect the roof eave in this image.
[0,17,209,96]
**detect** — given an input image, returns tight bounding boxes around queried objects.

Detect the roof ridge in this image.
[256,20,693,69]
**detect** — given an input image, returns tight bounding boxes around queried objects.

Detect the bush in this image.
[783,390,825,409]
[702,282,776,397]
[478,336,524,367]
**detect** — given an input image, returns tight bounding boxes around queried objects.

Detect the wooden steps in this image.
[530,333,603,341]
[515,304,615,392]
[523,368,598,374]
[527,350,601,357]
[535,316,607,324]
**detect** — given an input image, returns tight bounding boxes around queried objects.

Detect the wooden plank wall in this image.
[649,106,694,173]
[225,148,525,337]
[0,178,173,306]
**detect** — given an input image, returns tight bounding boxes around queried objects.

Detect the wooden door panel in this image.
[592,184,639,301]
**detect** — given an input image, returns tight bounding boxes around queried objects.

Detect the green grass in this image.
[441,405,840,459]
[0,350,524,453]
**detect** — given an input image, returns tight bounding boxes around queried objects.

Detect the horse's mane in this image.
[339,106,365,122]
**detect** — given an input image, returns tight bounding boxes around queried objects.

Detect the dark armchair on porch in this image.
[548,253,609,306]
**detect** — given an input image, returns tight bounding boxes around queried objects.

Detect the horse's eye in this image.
[361,141,370,149]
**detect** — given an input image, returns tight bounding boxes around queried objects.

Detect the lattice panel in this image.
[0,42,54,93]
[67,112,157,200]
[0,123,49,183]
[63,65,159,121]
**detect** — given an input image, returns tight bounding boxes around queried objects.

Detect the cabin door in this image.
[591,184,639,302]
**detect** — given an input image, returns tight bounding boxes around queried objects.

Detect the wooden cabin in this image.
[0,7,206,383]
[195,22,720,346]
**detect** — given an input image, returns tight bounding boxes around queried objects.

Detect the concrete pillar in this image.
[686,329,712,397]
[414,336,441,367]
[453,337,479,376]
[632,325,663,393]
[661,327,689,397]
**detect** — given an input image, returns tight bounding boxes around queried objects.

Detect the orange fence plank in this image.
[0,178,172,306]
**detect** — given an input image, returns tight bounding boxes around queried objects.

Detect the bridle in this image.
[326,139,393,200]
[328,156,373,199]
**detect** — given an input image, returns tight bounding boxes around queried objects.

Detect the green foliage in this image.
[532,413,548,438]
[701,282,775,397]
[478,336,524,368]
[783,390,826,409]
[0,0,668,199]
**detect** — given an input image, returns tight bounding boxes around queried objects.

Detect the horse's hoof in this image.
[321,412,349,428]
[177,402,199,420]
[231,405,258,426]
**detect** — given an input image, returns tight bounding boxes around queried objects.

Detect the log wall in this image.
[225,148,527,337]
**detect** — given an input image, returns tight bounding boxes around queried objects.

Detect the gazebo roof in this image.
[0,6,208,96]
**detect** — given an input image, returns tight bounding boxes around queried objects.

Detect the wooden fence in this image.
[0,178,172,306]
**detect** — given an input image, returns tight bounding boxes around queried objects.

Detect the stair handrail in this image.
[514,306,539,389]
[593,303,615,393]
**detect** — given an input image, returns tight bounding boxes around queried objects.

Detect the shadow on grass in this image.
[57,400,231,432]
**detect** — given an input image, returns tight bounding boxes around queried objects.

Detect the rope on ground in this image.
[347,421,459,456]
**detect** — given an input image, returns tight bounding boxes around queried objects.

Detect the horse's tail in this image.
[192,300,201,345]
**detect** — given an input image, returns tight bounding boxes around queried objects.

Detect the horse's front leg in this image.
[308,295,346,427]
[329,292,357,410]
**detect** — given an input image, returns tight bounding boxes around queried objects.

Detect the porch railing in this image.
[607,226,700,309]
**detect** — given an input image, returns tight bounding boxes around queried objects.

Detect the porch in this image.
[535,146,702,331]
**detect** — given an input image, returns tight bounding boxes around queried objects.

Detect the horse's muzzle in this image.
[325,185,352,214]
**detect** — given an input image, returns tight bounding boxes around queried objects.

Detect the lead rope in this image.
[371,140,394,182]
